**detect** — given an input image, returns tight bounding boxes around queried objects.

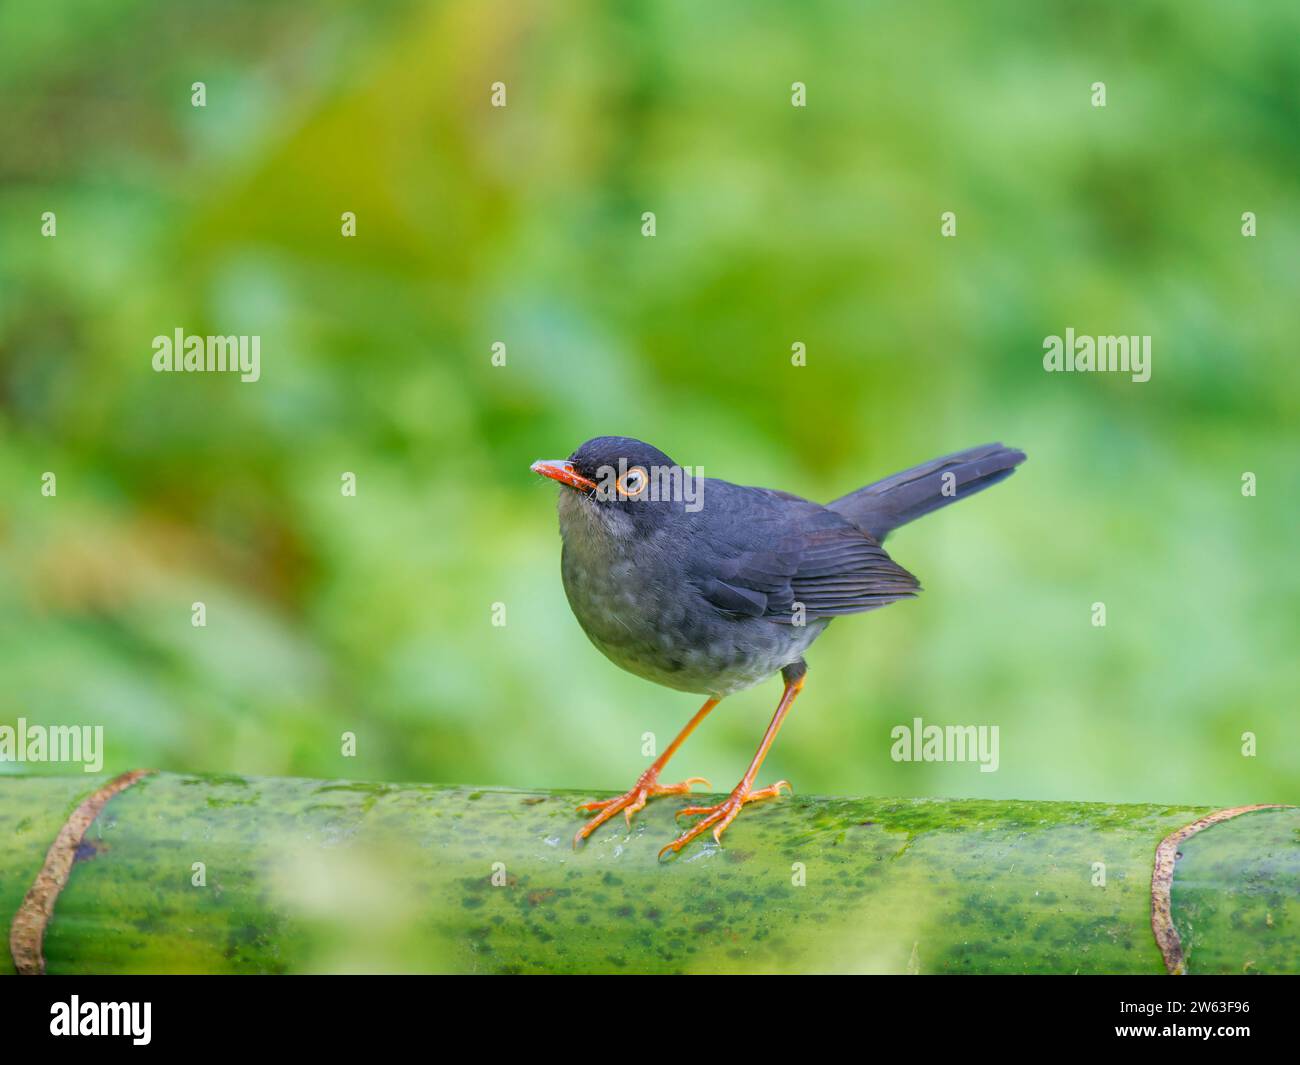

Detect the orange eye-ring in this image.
[617,466,649,498]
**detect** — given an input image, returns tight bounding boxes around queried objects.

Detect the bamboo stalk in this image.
[1,772,1295,974]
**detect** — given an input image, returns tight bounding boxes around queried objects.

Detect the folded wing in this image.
[690,486,919,622]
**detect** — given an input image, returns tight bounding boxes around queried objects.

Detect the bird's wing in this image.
[689,486,920,622]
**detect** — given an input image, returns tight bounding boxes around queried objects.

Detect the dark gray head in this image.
[531,436,690,541]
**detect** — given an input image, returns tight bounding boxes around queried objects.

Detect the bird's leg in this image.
[659,662,805,858]
[573,697,720,847]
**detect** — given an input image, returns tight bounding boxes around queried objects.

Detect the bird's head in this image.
[531,436,691,540]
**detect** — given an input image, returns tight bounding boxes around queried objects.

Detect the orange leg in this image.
[573,697,720,847]
[659,664,805,859]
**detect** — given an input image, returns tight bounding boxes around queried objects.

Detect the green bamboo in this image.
[1,772,1296,974]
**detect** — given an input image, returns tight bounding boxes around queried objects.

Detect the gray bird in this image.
[531,437,1026,856]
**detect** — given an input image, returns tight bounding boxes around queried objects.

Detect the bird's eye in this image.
[617,467,649,498]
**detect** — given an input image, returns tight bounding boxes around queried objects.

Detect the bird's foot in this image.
[658,780,792,858]
[573,769,709,848]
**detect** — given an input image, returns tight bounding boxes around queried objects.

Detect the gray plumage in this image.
[544,437,1025,698]
[827,442,1027,542]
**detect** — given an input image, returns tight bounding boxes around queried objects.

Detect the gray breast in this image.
[557,496,826,696]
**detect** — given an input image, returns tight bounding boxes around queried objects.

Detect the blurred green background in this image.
[1,0,1297,809]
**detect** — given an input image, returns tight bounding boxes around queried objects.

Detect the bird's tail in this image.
[827,443,1026,542]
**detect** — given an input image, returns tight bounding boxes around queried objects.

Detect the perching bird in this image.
[532,437,1025,857]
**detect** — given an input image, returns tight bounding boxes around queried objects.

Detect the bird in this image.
[531,436,1026,858]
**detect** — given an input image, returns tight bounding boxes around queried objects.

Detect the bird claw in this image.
[573,773,709,848]
[659,780,793,858]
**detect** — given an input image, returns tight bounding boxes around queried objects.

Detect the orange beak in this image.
[531,459,598,492]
